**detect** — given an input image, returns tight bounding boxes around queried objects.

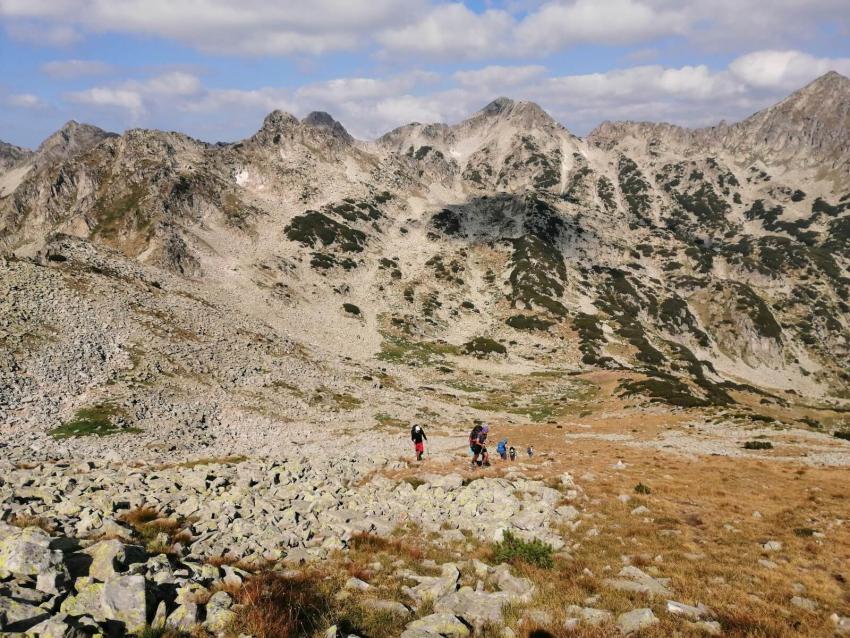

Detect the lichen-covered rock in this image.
[60,575,148,634]
[401,612,470,637]
[83,539,146,582]
[434,587,511,624]
[617,608,658,634]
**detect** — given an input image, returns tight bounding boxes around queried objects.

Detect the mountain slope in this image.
[1,73,849,444]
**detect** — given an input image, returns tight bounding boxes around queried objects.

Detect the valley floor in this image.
[2,371,850,637]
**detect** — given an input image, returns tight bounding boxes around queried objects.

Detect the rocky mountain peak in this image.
[472,97,562,135]
[33,121,114,167]
[259,109,300,132]
[0,140,32,172]
[718,70,850,168]
[302,111,353,142]
[481,97,515,115]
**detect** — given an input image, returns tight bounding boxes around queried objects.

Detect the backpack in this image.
[469,425,483,444]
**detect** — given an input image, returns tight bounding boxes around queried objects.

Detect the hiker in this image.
[411,424,427,461]
[527,445,534,458]
[470,423,490,468]
[469,422,482,458]
[509,446,517,461]
[496,437,508,460]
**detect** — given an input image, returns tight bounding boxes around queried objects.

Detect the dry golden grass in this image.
[349,531,425,562]
[371,380,850,638]
[7,514,56,533]
[118,505,194,555]
[232,571,336,638]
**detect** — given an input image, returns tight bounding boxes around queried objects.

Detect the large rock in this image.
[494,564,535,603]
[0,596,51,631]
[83,539,146,581]
[401,612,470,637]
[23,613,85,638]
[564,604,613,626]
[205,591,237,632]
[434,587,511,624]
[616,608,658,634]
[361,598,411,616]
[0,526,68,594]
[60,575,148,634]
[404,563,460,604]
[604,566,672,597]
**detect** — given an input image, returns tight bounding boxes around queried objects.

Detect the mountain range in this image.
[1,71,849,446]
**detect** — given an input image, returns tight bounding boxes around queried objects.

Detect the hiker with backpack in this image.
[411,424,427,461]
[496,437,508,460]
[469,423,490,468]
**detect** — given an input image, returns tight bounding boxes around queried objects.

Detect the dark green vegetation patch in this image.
[617,156,653,224]
[285,211,366,252]
[463,337,507,357]
[506,314,554,331]
[431,208,462,236]
[50,404,139,439]
[743,440,773,450]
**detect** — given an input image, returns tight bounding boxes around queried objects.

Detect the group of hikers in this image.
[410,423,534,467]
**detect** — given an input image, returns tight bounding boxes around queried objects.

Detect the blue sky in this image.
[1,0,849,148]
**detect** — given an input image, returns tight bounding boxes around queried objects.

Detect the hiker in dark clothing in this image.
[411,424,427,461]
[509,446,517,461]
[470,423,490,468]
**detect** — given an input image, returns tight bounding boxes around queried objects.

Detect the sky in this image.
[1,0,849,148]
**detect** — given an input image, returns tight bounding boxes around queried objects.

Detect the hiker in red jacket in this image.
[411,424,427,461]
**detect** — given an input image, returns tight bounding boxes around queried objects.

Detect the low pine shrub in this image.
[492,531,554,569]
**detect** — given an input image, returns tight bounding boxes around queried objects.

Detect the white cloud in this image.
[63,71,203,119]
[295,72,439,103]
[6,93,46,108]
[3,0,848,64]
[41,59,114,79]
[66,87,145,117]
[515,0,687,53]
[4,20,81,46]
[729,50,850,91]
[134,72,203,96]
[454,65,546,88]
[1,0,425,55]
[377,3,513,59]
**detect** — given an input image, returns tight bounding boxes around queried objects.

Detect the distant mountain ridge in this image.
[1,71,849,419]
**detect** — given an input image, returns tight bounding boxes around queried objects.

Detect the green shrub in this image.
[343,303,361,316]
[834,430,850,441]
[492,531,554,569]
[634,483,651,495]
[506,315,554,331]
[743,440,773,450]
[463,337,506,357]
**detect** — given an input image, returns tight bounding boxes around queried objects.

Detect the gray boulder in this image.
[434,587,510,624]
[60,575,148,634]
[83,539,146,581]
[616,608,658,634]
[604,566,672,597]
[0,526,69,595]
[401,612,470,637]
